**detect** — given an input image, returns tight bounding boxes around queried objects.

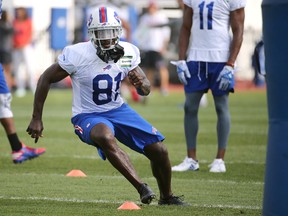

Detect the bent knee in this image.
[145,142,169,160]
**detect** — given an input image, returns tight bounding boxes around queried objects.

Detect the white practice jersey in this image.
[58,41,140,117]
[183,0,246,62]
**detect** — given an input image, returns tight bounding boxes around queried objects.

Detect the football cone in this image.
[117,201,141,210]
[66,169,87,177]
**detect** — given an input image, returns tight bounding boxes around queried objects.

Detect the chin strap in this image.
[96,44,124,63]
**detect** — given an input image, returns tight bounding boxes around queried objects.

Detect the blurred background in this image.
[1,0,264,93]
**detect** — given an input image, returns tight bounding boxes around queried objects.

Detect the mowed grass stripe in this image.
[0,172,264,185]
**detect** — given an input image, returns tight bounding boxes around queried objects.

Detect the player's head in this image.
[87,7,122,51]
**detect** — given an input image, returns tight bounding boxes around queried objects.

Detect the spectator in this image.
[252,39,265,86]
[136,0,171,96]
[13,7,36,97]
[0,10,14,89]
[171,0,246,172]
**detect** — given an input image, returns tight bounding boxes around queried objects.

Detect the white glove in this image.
[216,65,234,91]
[170,60,191,85]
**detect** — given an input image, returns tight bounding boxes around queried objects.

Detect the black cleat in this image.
[158,195,191,206]
[138,183,156,204]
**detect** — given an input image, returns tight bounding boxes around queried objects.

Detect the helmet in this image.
[87,7,122,50]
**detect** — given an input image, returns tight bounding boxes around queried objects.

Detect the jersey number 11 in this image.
[198,1,214,30]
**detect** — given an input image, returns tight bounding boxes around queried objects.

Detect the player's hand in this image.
[216,65,234,91]
[26,119,44,143]
[128,70,144,88]
[170,60,191,85]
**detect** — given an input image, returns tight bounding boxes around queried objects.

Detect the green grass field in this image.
[0,88,267,215]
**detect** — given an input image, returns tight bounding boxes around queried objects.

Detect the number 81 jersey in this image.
[58,41,140,117]
[183,0,246,62]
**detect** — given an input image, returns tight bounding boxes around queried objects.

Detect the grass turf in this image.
[0,88,266,215]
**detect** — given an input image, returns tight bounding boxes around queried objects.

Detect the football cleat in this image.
[172,157,199,171]
[158,195,191,206]
[138,183,156,204]
[12,143,46,164]
[208,159,226,173]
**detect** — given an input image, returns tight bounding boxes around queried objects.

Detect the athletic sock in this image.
[8,133,22,152]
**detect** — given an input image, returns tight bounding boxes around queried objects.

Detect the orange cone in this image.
[66,169,87,177]
[117,201,141,210]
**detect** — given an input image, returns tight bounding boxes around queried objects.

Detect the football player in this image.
[171,0,246,172]
[26,6,188,206]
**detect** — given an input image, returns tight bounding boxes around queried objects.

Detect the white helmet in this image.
[87,7,122,50]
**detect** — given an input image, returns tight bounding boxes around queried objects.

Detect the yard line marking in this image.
[0,153,266,164]
[0,195,262,210]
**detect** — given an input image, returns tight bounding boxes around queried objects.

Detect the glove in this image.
[170,60,191,85]
[216,65,234,91]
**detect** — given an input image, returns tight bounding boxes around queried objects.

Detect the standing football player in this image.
[26,6,188,206]
[0,0,46,163]
[171,0,246,172]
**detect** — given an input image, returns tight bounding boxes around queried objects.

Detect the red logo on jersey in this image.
[103,65,112,71]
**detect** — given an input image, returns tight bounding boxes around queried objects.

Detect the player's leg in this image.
[184,91,204,159]
[171,91,203,172]
[0,93,45,163]
[89,123,144,191]
[144,142,190,205]
[208,62,232,172]
[208,94,230,172]
[0,94,22,152]
[213,93,230,158]
[144,142,171,198]
[89,122,156,204]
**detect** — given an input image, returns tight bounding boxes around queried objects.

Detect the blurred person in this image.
[26,6,189,206]
[0,10,14,89]
[171,0,246,172]
[136,0,171,96]
[0,3,46,164]
[252,39,265,86]
[13,7,36,97]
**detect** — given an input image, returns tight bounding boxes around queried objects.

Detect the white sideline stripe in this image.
[7,172,264,185]
[0,195,261,210]
[0,153,266,164]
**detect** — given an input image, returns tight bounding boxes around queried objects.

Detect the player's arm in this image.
[128,66,151,96]
[227,8,245,67]
[27,63,68,142]
[178,5,193,60]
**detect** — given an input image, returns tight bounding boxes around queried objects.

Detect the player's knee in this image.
[91,132,116,150]
[93,132,114,144]
[145,142,169,161]
[0,93,13,118]
[184,101,198,115]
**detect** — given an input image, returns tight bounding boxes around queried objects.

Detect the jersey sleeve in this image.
[230,0,247,11]
[183,0,192,8]
[58,46,77,75]
[118,42,141,76]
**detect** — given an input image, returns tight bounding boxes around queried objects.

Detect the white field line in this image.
[0,152,266,164]
[0,195,262,210]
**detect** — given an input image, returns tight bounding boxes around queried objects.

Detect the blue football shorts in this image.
[0,64,10,94]
[184,61,234,96]
[71,103,165,160]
